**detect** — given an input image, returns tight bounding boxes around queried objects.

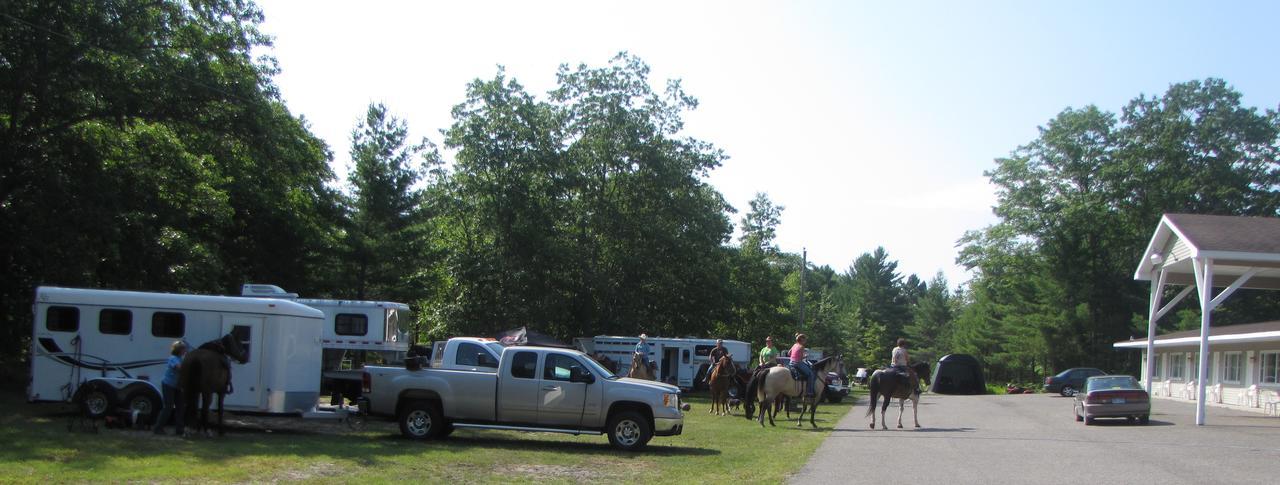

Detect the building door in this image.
[220,316,263,409]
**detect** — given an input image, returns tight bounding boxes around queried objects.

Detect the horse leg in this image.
[913,394,921,428]
[216,392,226,436]
[200,392,211,437]
[809,397,818,428]
[879,394,890,430]
[897,397,905,428]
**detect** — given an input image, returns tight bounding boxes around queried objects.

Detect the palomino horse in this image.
[627,352,654,380]
[708,354,738,416]
[866,362,932,430]
[744,356,839,427]
[180,333,248,437]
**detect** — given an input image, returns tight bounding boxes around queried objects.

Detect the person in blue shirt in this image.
[634,334,649,369]
[153,340,187,435]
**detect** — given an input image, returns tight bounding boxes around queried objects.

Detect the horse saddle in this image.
[789,365,803,381]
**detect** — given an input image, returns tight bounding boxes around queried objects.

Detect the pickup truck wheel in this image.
[399,400,442,440]
[607,411,652,451]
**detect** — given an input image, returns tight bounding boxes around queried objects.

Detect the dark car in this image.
[1073,375,1150,425]
[1044,367,1105,396]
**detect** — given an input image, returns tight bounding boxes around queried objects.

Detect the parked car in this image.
[1044,367,1106,396]
[1072,375,1150,425]
[362,337,686,451]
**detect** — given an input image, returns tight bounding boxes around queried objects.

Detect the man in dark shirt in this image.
[704,339,727,384]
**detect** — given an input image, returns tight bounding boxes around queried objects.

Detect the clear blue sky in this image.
[256,0,1280,288]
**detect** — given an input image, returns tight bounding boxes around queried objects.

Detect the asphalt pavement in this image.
[790,392,1280,485]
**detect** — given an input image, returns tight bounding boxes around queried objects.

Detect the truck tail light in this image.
[362,371,371,394]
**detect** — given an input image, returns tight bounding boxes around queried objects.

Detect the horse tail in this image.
[865,373,878,417]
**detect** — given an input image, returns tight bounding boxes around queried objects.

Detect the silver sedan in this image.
[1073,375,1150,425]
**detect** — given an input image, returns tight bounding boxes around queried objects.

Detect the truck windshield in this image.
[581,353,618,380]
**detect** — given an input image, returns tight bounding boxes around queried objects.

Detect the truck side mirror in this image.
[570,368,595,384]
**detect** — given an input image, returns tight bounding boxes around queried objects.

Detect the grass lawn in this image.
[0,389,861,484]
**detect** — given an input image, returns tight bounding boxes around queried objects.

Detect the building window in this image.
[99,309,132,335]
[151,312,185,338]
[1261,352,1280,385]
[1221,352,1242,384]
[335,313,368,336]
[1189,352,1200,381]
[1168,353,1184,380]
[1152,353,1163,379]
[46,306,79,332]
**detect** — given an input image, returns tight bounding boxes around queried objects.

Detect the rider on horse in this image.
[704,339,727,385]
[757,336,778,370]
[890,338,920,394]
[789,333,817,397]
[634,334,649,370]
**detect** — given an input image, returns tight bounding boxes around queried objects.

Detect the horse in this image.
[708,354,738,416]
[743,356,839,428]
[180,333,248,437]
[865,362,933,430]
[627,352,654,380]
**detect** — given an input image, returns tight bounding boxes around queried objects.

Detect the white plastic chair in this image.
[1183,380,1197,400]
[1150,380,1163,397]
[1207,383,1222,404]
[1163,380,1173,397]
[1264,390,1280,416]
[1241,385,1259,408]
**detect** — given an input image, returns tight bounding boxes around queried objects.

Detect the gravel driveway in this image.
[790,393,1280,485]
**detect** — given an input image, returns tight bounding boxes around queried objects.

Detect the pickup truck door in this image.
[497,350,540,424]
[538,353,589,428]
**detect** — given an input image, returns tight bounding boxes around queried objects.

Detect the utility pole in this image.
[799,247,807,328]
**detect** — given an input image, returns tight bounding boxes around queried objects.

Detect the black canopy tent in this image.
[930,354,986,395]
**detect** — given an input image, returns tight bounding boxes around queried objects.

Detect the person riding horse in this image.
[634,333,649,372]
[889,338,920,394]
[703,339,727,385]
[757,336,778,370]
[789,333,816,397]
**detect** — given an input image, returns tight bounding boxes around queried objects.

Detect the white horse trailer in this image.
[239,284,411,402]
[29,286,326,423]
[576,336,750,390]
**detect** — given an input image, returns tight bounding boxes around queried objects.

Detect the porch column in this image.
[1193,258,1213,425]
[1145,268,1166,394]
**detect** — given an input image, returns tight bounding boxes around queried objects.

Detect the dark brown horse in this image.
[866,362,932,430]
[181,333,248,437]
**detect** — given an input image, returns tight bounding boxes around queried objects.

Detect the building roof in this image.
[1114,320,1280,348]
[1134,214,1280,289]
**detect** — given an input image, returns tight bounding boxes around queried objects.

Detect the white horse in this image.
[744,356,841,428]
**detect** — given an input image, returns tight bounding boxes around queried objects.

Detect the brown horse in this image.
[708,354,737,416]
[866,362,932,430]
[627,352,654,380]
[180,333,248,437]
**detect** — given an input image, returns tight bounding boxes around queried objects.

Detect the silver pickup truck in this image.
[361,337,686,451]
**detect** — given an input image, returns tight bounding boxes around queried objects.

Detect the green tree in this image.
[344,102,437,302]
[843,247,911,366]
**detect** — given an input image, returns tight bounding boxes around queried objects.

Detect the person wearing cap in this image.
[153,340,187,435]
[634,334,649,369]
[758,336,778,368]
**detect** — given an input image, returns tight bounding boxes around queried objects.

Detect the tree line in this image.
[4,1,1279,385]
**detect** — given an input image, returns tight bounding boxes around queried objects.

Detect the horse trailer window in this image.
[335,313,368,336]
[99,309,132,335]
[695,345,714,357]
[511,351,538,379]
[46,306,79,332]
[151,312,185,338]
[232,325,251,363]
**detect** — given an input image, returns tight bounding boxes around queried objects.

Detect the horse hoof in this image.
[915,424,921,428]
[869,423,875,429]
[897,424,903,429]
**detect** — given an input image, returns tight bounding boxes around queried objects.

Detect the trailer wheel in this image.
[606,411,652,451]
[125,389,161,426]
[398,400,442,440]
[77,383,115,419]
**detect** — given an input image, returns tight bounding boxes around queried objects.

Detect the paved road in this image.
[791,393,1279,484]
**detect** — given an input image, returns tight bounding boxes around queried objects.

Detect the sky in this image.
[255,0,1280,288]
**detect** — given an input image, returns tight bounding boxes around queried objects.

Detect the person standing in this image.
[153,340,187,435]
[757,336,778,369]
[789,333,816,397]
